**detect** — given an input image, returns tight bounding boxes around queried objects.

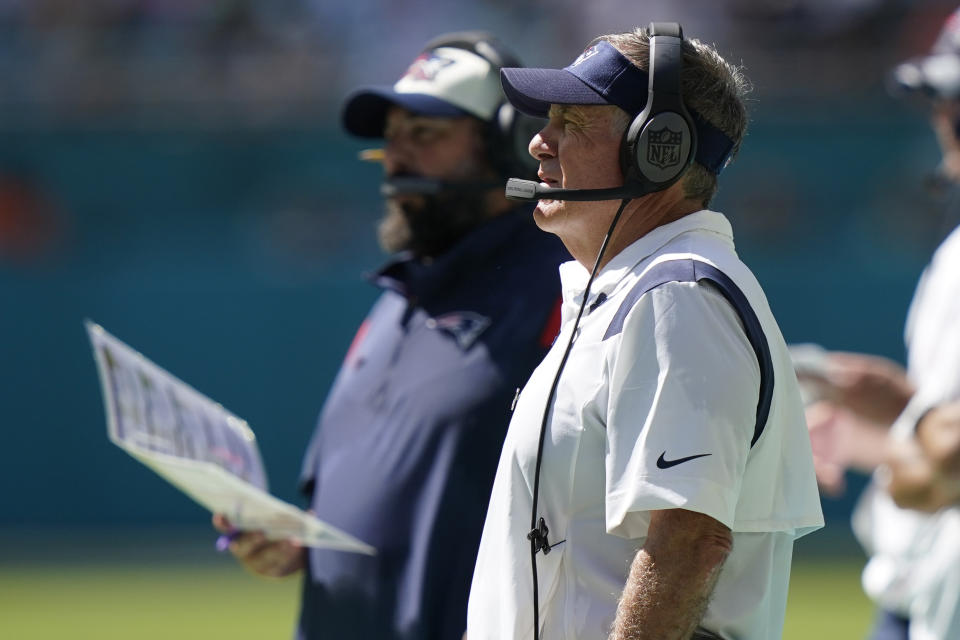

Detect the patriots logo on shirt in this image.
[426,311,491,349]
[404,53,455,82]
[571,45,600,67]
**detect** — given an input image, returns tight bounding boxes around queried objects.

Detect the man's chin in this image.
[534,198,565,214]
[377,187,493,258]
[532,202,562,231]
[377,201,414,254]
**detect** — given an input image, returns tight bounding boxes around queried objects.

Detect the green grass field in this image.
[0,556,872,639]
[785,559,873,639]
[0,562,301,640]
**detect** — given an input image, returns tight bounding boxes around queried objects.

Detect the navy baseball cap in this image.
[890,8,960,99]
[342,44,504,138]
[500,40,735,174]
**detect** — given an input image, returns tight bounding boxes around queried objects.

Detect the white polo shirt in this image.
[853,224,960,640]
[467,210,823,640]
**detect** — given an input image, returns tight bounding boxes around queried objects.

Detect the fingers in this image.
[804,405,847,495]
[212,513,306,578]
[805,401,838,434]
[917,402,960,475]
[882,442,939,511]
[820,353,914,425]
[805,401,844,462]
[812,459,847,496]
[247,541,306,578]
[885,402,960,511]
[234,536,305,578]
[212,513,233,533]
[221,529,304,578]
[228,529,271,559]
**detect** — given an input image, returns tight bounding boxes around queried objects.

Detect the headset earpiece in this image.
[625,110,693,184]
[619,22,697,193]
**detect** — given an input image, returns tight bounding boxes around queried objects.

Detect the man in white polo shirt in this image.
[467,23,823,640]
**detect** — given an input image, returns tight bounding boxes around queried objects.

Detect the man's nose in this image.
[528,127,556,162]
[383,138,411,175]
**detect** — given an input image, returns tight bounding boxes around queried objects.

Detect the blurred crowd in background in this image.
[3,0,960,533]
[0,0,951,123]
[0,0,954,267]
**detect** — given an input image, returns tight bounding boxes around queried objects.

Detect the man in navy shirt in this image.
[215,31,567,640]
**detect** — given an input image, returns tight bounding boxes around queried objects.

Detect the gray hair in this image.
[599,28,751,207]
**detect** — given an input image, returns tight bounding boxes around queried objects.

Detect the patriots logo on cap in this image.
[647,127,683,169]
[425,311,491,349]
[571,45,600,67]
[404,52,456,82]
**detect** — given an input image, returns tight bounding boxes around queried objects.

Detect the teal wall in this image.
[0,97,944,527]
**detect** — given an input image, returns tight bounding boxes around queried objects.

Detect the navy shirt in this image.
[297,208,568,640]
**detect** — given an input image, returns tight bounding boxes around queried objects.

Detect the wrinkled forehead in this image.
[548,103,626,127]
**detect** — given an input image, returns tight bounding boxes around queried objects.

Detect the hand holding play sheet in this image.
[86,321,374,555]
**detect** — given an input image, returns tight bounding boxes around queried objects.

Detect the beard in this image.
[377,188,493,259]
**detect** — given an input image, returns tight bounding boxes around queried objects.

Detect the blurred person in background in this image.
[467,23,822,640]
[214,31,568,640]
[801,7,960,639]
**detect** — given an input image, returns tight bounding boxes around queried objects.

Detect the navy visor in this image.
[342,87,470,138]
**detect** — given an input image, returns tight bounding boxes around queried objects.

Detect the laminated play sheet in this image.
[86,321,374,555]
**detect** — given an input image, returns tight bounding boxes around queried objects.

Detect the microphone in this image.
[381,177,503,198]
[504,178,650,202]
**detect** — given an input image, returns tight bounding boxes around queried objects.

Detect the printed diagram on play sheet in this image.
[85,321,374,555]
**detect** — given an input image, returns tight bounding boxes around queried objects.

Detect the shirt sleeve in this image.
[604,280,760,538]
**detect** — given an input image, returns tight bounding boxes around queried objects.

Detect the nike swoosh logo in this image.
[656,451,712,469]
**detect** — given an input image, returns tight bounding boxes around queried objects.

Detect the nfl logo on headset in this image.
[647,127,682,169]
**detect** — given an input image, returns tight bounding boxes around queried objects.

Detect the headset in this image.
[505,22,697,202]
[383,31,541,197]
[521,23,696,640]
